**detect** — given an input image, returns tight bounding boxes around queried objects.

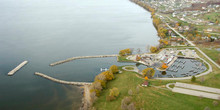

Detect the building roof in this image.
[142,81,149,86]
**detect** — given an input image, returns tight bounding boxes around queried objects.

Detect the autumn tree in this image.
[121,97,135,110]
[95,73,106,81]
[110,88,119,97]
[90,81,103,96]
[159,39,169,47]
[109,65,119,74]
[150,46,158,53]
[161,63,168,69]
[109,87,119,100]
[187,34,194,41]
[94,73,107,88]
[152,16,162,29]
[103,71,114,81]
[142,68,155,78]
[119,48,132,56]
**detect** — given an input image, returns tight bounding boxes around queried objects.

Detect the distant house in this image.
[202,36,208,40]
[206,28,213,32]
[178,26,184,32]
[184,26,189,31]
[177,38,183,41]
[180,18,185,21]
[211,36,217,40]
[142,81,149,87]
[183,14,186,17]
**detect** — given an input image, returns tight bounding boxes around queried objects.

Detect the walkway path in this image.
[175,82,220,94]
[122,66,139,73]
[170,82,220,100]
[35,72,92,86]
[81,85,91,110]
[50,54,118,66]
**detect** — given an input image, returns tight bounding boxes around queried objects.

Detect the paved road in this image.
[172,87,220,100]
[175,82,220,94]
[122,66,140,73]
[169,82,220,100]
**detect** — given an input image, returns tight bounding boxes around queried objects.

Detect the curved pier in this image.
[50,54,118,66]
[35,72,92,86]
[8,61,28,76]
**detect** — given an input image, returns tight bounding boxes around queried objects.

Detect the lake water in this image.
[0,0,158,109]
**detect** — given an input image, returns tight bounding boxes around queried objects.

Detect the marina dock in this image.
[8,61,28,76]
[50,54,118,66]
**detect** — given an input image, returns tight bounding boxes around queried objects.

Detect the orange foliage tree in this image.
[142,68,155,78]
[150,46,158,53]
[145,76,149,80]
[161,63,168,69]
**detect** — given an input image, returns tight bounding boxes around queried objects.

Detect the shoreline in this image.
[79,1,160,109]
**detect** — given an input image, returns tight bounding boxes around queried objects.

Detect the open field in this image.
[117,56,133,62]
[203,12,220,23]
[193,48,220,88]
[93,68,220,110]
[197,45,220,65]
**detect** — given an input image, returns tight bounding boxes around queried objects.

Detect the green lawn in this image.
[117,56,133,62]
[203,12,220,23]
[193,48,220,88]
[124,67,134,70]
[198,48,220,65]
[92,68,220,110]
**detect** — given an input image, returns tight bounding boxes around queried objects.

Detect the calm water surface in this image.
[0,0,158,109]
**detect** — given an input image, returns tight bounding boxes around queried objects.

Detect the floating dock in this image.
[35,72,92,86]
[8,61,28,76]
[50,54,118,66]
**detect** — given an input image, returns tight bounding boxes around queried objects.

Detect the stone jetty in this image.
[35,72,92,86]
[50,54,118,66]
[8,61,28,76]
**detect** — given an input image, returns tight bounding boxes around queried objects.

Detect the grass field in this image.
[197,45,220,65]
[203,12,220,23]
[124,67,134,70]
[92,69,220,110]
[193,48,220,88]
[117,56,133,62]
